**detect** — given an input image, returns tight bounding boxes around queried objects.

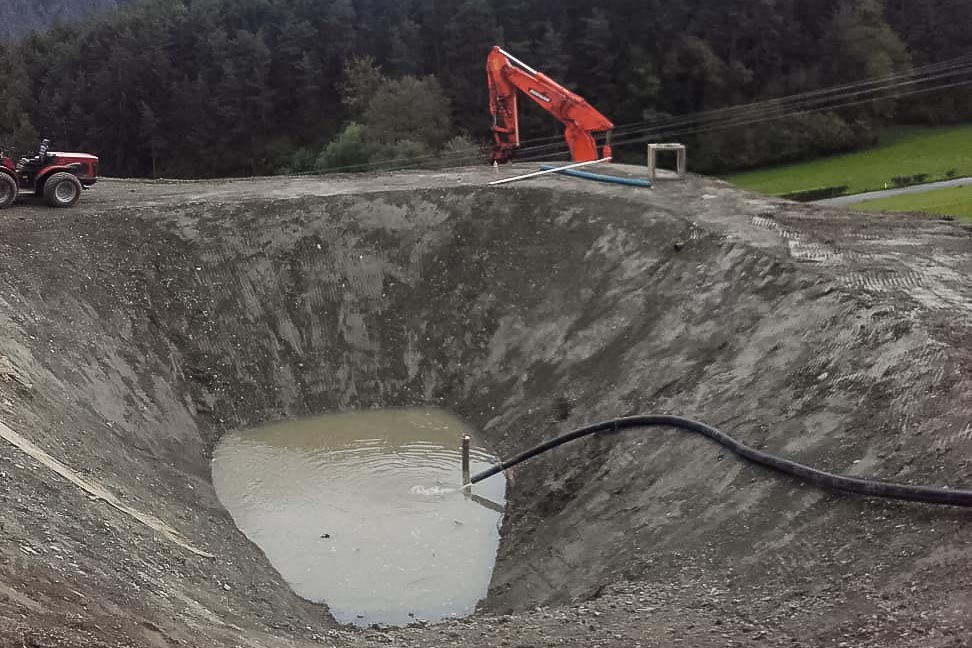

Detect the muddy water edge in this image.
[212,408,506,626]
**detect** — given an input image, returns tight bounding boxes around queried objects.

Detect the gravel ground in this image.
[0,165,970,647]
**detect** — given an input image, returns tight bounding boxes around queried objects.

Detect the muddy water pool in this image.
[211,408,506,626]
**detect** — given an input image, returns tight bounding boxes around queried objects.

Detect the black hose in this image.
[470,415,972,508]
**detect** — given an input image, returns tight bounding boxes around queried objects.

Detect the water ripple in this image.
[212,408,506,627]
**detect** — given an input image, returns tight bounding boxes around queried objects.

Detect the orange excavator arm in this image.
[487,45,614,164]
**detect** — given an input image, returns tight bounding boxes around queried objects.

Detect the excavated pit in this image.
[0,170,970,647]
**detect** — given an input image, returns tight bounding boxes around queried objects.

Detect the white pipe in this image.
[489,158,611,186]
[0,419,213,558]
[497,47,539,76]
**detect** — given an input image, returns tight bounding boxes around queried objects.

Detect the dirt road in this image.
[0,165,970,647]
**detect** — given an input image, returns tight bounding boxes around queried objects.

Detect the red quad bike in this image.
[0,139,99,210]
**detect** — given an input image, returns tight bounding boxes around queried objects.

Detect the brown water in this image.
[211,409,506,627]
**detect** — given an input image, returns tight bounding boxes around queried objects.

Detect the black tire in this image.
[43,172,82,208]
[0,172,16,209]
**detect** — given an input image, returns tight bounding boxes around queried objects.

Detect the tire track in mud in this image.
[750,212,972,315]
[749,210,972,482]
[750,214,859,265]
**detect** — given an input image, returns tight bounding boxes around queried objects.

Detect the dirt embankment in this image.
[0,167,970,647]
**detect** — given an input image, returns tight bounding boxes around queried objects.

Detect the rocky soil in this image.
[0,165,970,647]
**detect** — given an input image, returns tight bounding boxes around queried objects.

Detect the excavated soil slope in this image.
[0,166,970,647]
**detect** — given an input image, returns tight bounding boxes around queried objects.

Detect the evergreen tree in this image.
[0,0,966,177]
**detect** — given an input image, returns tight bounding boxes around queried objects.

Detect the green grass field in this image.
[727,125,972,196]
[856,184,972,221]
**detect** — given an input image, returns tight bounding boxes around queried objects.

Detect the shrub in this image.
[290,147,318,173]
[439,135,486,167]
[315,123,372,172]
[780,185,849,202]
[369,139,432,169]
[891,173,932,188]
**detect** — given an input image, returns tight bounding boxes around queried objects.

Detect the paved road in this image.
[815,176,972,207]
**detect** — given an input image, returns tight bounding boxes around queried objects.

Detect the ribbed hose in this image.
[470,415,972,507]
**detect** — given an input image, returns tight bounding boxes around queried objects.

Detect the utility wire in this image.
[511,54,972,149]
[612,78,972,150]
[316,56,972,174]
[513,60,972,159]
[503,61,972,163]
[320,61,972,172]
[513,71,972,163]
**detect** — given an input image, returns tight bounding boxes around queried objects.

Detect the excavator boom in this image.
[487,45,613,164]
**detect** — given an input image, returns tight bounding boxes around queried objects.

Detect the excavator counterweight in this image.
[487,45,614,164]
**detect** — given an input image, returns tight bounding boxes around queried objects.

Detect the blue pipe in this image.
[539,165,652,188]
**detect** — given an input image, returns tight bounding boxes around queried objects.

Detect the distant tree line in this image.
[0,0,969,178]
[0,0,131,41]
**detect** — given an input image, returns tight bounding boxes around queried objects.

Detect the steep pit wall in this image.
[0,178,970,647]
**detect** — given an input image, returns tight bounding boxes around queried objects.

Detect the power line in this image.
[623,77,972,147]
[514,79,972,163]
[317,55,972,174]
[614,60,972,137]
[514,64,972,162]
[515,59,972,158]
[512,53,972,149]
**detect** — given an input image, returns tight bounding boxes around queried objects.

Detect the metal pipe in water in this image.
[461,435,471,487]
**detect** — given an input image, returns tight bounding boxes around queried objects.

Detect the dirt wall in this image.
[0,172,970,647]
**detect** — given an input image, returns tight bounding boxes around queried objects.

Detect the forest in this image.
[0,0,130,41]
[0,0,969,178]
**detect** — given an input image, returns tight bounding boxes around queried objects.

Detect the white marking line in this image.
[0,420,214,559]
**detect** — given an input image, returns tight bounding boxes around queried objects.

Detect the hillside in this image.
[0,0,970,178]
[0,0,131,40]
[0,167,970,647]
